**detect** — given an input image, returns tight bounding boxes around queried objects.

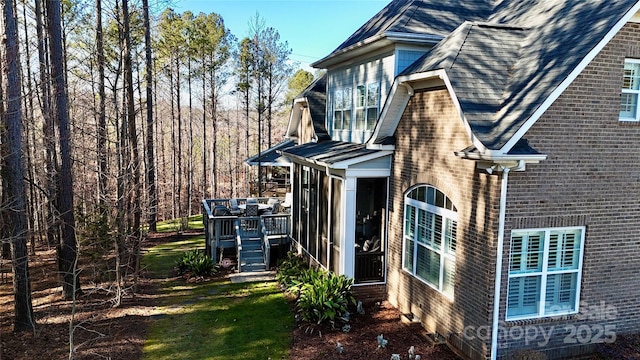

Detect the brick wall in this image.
[496,22,640,358]
[386,21,640,360]
[388,87,502,360]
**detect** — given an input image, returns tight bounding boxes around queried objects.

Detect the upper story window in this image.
[355,83,379,131]
[620,59,640,121]
[506,227,585,320]
[333,88,352,130]
[403,185,457,298]
[396,50,427,74]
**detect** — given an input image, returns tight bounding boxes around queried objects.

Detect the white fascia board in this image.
[366,143,396,151]
[369,80,411,142]
[453,149,548,162]
[345,168,391,178]
[330,150,394,169]
[384,31,443,45]
[501,1,640,153]
[286,98,306,139]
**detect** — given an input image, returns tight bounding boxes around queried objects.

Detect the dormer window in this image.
[620,59,640,122]
[355,83,380,131]
[333,87,352,130]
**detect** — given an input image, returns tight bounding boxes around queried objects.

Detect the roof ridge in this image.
[448,23,474,70]
[472,21,529,31]
[398,0,419,29]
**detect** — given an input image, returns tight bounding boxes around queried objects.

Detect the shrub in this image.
[296,269,356,326]
[176,249,217,277]
[275,251,307,288]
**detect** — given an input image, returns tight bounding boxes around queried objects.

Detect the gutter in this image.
[491,166,509,360]
[489,160,523,360]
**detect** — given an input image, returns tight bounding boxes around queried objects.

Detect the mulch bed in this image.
[0,230,633,359]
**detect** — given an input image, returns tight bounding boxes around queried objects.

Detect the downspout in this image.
[491,167,510,360]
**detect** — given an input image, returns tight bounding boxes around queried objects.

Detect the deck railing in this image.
[355,251,385,283]
[260,221,271,271]
[202,199,291,271]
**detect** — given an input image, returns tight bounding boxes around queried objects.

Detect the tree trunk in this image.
[4,0,36,331]
[47,0,81,300]
[210,68,217,197]
[202,60,207,198]
[142,0,156,232]
[95,0,108,218]
[175,56,182,220]
[122,0,141,293]
[187,59,193,216]
[36,0,60,250]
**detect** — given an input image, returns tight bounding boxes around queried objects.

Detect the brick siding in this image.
[385,22,640,360]
[388,87,501,360]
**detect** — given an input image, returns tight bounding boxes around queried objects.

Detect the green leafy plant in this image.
[175,249,216,277]
[295,269,356,326]
[275,251,307,288]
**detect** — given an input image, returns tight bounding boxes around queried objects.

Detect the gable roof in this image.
[382,0,640,152]
[245,139,295,167]
[286,74,330,142]
[282,140,394,171]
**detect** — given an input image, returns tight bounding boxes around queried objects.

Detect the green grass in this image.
[155,214,204,233]
[142,234,293,360]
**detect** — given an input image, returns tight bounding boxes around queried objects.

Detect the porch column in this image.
[342,177,357,278]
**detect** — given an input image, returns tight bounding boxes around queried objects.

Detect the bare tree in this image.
[3,0,36,331]
[142,0,156,231]
[47,0,82,299]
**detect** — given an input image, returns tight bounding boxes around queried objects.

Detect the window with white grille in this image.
[355,83,379,131]
[333,87,352,130]
[403,185,457,298]
[507,227,585,320]
[620,59,640,121]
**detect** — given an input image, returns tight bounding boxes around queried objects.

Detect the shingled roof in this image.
[399,0,640,150]
[320,0,494,62]
[297,74,330,142]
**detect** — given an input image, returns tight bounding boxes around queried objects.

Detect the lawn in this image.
[141,228,294,360]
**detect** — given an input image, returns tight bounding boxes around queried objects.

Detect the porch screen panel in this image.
[330,178,342,273]
[292,164,301,244]
[309,169,318,260]
[319,172,329,267]
[301,167,310,250]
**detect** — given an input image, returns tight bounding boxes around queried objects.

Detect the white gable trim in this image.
[501,1,640,153]
[286,98,307,140]
[370,69,489,154]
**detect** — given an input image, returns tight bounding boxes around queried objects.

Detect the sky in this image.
[172,0,390,72]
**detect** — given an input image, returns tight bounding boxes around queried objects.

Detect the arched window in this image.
[403,185,457,298]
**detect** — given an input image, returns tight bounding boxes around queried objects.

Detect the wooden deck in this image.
[202,198,291,273]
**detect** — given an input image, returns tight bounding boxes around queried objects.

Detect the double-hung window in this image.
[355,83,379,131]
[507,227,585,320]
[403,185,457,298]
[333,88,352,130]
[620,59,640,121]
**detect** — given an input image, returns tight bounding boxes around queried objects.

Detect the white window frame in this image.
[506,226,586,321]
[402,185,457,299]
[355,83,379,131]
[620,58,640,122]
[333,87,352,130]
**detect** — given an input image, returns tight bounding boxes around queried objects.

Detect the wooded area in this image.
[0,0,314,339]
